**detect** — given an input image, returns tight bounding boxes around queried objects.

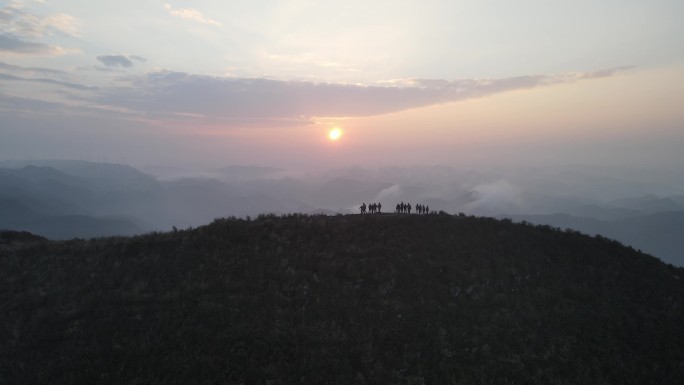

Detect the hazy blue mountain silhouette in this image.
[0,159,157,191]
[507,211,684,266]
[0,163,151,238]
[215,165,285,180]
[564,203,645,221]
[607,194,683,213]
[0,166,90,215]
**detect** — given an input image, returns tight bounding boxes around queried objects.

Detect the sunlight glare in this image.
[328,127,343,141]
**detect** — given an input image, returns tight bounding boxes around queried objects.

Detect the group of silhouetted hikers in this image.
[396,202,428,214]
[359,202,429,214]
[359,202,382,214]
[415,204,429,214]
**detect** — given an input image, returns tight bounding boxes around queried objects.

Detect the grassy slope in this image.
[1,213,683,384]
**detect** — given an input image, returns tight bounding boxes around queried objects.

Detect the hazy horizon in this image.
[1,158,683,265]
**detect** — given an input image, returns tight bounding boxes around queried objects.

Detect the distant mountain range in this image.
[1,160,682,265]
[0,160,319,238]
[0,162,148,239]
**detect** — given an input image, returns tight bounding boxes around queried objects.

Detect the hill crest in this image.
[2,213,683,384]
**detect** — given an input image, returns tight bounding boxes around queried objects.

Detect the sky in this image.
[1,0,684,171]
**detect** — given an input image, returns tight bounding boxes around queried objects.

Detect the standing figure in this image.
[360,203,366,214]
[377,202,382,213]
[407,203,412,214]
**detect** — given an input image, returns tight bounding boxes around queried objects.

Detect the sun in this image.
[328,127,343,141]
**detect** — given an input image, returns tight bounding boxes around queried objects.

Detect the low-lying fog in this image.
[1,160,683,266]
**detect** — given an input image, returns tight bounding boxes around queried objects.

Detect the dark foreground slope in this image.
[1,214,684,384]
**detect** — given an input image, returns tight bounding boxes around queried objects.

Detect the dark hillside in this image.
[1,214,683,384]
[0,230,47,245]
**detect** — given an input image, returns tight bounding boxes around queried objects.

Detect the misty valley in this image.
[1,159,683,266]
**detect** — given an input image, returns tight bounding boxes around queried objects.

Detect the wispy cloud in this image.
[465,180,522,213]
[0,61,68,76]
[0,33,53,54]
[581,66,635,79]
[95,67,632,127]
[0,3,79,55]
[0,2,79,38]
[0,61,94,91]
[0,72,95,90]
[0,61,633,130]
[164,4,222,27]
[373,185,403,201]
[261,51,360,76]
[0,91,63,112]
[96,54,146,68]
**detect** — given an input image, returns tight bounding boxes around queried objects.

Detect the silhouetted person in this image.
[360,203,366,214]
[377,202,382,213]
[407,203,412,214]
[425,205,429,215]
[396,203,400,213]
